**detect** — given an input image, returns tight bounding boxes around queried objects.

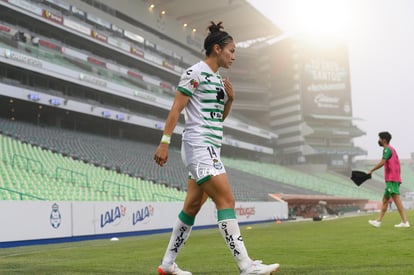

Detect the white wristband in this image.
[160,134,171,144]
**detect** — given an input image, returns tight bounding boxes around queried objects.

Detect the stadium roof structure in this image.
[146,0,284,43]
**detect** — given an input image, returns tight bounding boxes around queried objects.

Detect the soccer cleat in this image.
[240,260,279,275]
[368,220,381,228]
[157,262,192,275]
[394,221,410,228]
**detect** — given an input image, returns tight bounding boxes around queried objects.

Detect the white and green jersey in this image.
[177,61,226,148]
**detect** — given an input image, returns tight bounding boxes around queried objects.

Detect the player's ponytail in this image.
[204,21,233,56]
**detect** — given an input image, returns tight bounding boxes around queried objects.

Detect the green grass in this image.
[0,211,413,274]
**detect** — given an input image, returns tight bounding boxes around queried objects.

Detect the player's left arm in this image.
[368,159,386,174]
[222,77,234,121]
[369,148,391,174]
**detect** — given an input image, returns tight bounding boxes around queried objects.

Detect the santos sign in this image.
[300,47,352,117]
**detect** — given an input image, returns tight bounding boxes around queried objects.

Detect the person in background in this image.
[154,21,279,275]
[368,131,410,228]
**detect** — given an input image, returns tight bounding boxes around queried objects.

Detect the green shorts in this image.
[384,181,401,198]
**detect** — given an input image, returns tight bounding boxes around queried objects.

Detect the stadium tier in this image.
[0,119,323,201]
[3,118,408,202]
[0,16,275,156]
[0,131,188,201]
[222,157,380,200]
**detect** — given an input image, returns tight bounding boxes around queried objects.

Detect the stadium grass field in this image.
[0,211,413,274]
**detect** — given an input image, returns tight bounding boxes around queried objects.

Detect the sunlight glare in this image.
[291,0,351,39]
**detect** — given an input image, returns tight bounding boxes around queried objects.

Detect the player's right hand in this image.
[154,144,169,167]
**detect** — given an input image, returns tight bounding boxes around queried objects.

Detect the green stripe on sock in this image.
[217,208,236,221]
[178,210,195,226]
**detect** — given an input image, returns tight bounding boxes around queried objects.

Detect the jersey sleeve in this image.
[383,147,392,160]
[177,68,199,97]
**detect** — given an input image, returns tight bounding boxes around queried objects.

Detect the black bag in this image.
[350,170,372,186]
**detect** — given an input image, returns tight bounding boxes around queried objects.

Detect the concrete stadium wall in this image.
[0,200,288,246]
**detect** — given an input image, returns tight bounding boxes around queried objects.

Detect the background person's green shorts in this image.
[384,181,401,197]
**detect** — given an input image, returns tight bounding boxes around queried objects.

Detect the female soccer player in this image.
[154,21,279,275]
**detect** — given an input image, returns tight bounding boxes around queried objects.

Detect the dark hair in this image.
[204,21,233,56]
[379,131,392,143]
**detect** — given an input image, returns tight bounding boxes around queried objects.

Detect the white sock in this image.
[218,218,251,270]
[161,217,193,265]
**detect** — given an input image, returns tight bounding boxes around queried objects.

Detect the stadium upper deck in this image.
[0,0,277,158]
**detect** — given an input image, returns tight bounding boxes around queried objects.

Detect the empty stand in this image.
[3,119,409,203]
[222,157,382,201]
[0,119,325,201]
[0,125,187,201]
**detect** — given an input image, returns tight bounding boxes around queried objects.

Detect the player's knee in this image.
[214,195,235,209]
[183,201,203,216]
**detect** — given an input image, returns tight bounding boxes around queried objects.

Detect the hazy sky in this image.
[248,0,414,160]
